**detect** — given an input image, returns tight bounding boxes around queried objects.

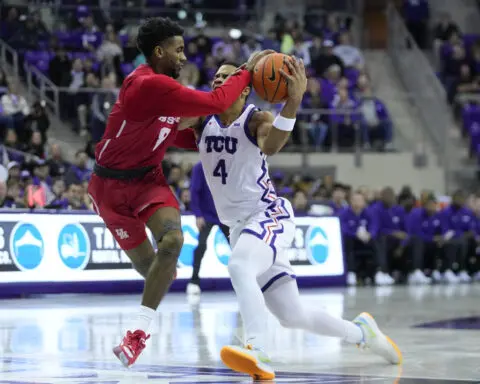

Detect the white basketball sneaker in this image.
[220,344,275,380]
[353,312,403,365]
[186,283,201,295]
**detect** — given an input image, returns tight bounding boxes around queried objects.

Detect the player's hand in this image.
[243,50,276,72]
[196,217,206,230]
[279,56,307,103]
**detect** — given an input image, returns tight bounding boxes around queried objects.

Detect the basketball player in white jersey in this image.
[181,57,402,380]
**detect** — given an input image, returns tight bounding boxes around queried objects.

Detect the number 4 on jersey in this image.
[213,159,228,184]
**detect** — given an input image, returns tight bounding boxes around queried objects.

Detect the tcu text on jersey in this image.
[204,135,238,154]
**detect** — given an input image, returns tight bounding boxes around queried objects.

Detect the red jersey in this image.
[95,64,251,169]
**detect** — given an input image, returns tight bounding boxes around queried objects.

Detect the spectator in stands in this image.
[329,87,360,148]
[45,178,68,209]
[471,196,480,281]
[0,7,20,42]
[433,12,461,64]
[66,183,89,210]
[313,40,344,77]
[3,129,19,150]
[323,14,342,43]
[47,143,69,179]
[434,12,460,44]
[448,64,480,113]
[192,29,213,56]
[4,180,25,209]
[373,187,408,284]
[123,33,141,65]
[0,81,30,134]
[405,192,441,284]
[320,64,342,105]
[358,83,393,151]
[333,32,364,70]
[402,0,430,49]
[340,192,379,286]
[23,131,44,158]
[81,14,101,52]
[49,47,72,87]
[97,30,123,75]
[308,36,324,70]
[9,16,40,50]
[292,37,311,67]
[0,68,8,89]
[32,159,53,199]
[330,185,347,215]
[261,29,281,52]
[64,150,91,187]
[199,54,218,87]
[442,45,469,89]
[90,76,117,141]
[0,181,8,207]
[24,101,50,145]
[440,190,475,283]
[7,161,20,182]
[301,78,329,149]
[292,189,309,214]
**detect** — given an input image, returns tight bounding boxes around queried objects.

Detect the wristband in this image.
[273,115,296,132]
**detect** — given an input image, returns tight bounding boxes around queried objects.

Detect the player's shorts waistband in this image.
[93,163,155,180]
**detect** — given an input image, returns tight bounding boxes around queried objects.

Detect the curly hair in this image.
[136,17,184,58]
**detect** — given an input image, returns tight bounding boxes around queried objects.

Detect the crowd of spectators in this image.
[0,2,394,151]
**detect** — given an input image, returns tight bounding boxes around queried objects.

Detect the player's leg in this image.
[188,221,214,294]
[220,232,275,381]
[262,274,402,365]
[143,206,183,308]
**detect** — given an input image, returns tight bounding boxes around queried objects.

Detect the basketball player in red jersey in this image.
[87,17,272,368]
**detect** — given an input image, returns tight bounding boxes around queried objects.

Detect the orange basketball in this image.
[252,53,292,104]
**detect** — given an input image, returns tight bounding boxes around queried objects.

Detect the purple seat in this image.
[119,34,129,47]
[35,60,50,73]
[121,62,134,76]
[72,51,95,61]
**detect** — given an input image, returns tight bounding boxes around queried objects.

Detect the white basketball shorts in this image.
[229,197,296,293]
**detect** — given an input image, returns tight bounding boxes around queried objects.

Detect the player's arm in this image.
[124,50,274,120]
[250,57,307,156]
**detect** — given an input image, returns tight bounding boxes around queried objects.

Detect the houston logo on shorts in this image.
[115,228,129,240]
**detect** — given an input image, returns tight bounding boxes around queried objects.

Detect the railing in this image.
[47,85,407,159]
[25,64,60,117]
[0,38,19,79]
[387,2,455,191]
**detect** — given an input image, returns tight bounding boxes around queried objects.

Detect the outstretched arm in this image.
[249,56,307,156]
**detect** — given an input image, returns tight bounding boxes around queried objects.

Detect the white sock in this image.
[344,321,364,344]
[132,305,156,333]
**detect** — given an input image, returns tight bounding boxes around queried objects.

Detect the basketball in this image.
[252,53,292,104]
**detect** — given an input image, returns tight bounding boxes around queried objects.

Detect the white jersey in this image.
[198,103,277,227]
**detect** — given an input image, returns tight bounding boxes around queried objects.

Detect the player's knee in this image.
[158,230,184,260]
[227,258,247,282]
[276,308,305,329]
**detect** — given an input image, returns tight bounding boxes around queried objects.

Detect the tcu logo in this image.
[158,116,180,125]
[205,136,238,154]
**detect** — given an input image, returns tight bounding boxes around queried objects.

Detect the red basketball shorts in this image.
[87,169,179,250]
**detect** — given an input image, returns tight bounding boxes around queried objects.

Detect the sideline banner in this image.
[0,212,345,284]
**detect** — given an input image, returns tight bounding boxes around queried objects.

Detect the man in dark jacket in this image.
[340,192,380,286]
[188,161,229,295]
